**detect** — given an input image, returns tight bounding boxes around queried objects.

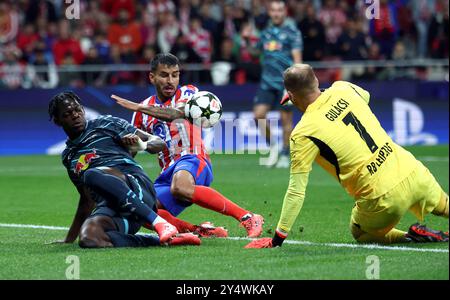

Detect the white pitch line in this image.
[417,156,449,162]
[0,223,68,231]
[227,237,449,253]
[0,223,448,253]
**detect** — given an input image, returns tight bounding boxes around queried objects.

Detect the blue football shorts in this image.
[154,155,214,216]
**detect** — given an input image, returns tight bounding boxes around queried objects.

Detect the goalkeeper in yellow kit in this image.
[246,64,449,248]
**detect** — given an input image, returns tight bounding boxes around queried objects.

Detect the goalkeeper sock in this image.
[105,232,161,247]
[272,229,287,247]
[191,186,248,221]
[157,209,197,232]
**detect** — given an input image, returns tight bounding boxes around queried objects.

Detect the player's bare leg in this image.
[79,216,116,248]
[157,208,228,238]
[277,109,293,168]
[156,207,198,233]
[254,104,277,167]
[170,170,264,237]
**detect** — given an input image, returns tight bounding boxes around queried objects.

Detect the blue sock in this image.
[146,210,159,224]
[106,231,160,247]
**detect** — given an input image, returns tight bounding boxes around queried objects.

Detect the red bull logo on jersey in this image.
[264,40,282,51]
[74,150,99,175]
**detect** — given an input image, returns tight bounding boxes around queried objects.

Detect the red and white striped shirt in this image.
[132,85,210,172]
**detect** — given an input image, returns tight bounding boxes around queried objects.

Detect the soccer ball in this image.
[185,91,223,128]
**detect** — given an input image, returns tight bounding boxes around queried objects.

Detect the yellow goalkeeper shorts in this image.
[350,160,444,237]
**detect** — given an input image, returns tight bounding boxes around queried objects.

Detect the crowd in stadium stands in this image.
[0,0,448,89]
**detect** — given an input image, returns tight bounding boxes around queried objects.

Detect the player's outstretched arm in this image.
[111,94,185,122]
[63,186,95,243]
[245,172,309,249]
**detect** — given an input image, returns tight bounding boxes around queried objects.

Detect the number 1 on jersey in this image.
[342,112,378,153]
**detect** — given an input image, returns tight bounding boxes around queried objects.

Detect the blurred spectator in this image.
[171,34,202,64]
[93,33,111,63]
[35,17,50,48]
[204,0,222,23]
[396,0,417,58]
[337,18,367,60]
[0,45,26,89]
[217,3,237,41]
[0,2,19,45]
[108,45,139,85]
[427,1,449,58]
[412,0,434,58]
[58,53,83,87]
[185,16,212,64]
[177,0,197,34]
[101,0,136,20]
[37,19,57,51]
[298,3,326,61]
[232,21,260,83]
[82,0,109,39]
[25,0,57,24]
[318,0,347,53]
[250,0,269,31]
[137,45,157,85]
[25,41,58,89]
[231,4,250,34]
[211,38,235,85]
[185,16,212,83]
[171,33,202,84]
[16,23,40,61]
[217,38,237,63]
[288,0,308,24]
[140,10,157,47]
[140,45,156,65]
[397,1,417,39]
[52,20,84,65]
[157,12,179,54]
[108,9,143,54]
[81,47,107,87]
[356,42,385,80]
[145,0,175,26]
[199,2,219,35]
[369,0,398,58]
[387,41,415,79]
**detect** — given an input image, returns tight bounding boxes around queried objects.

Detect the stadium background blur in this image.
[0,0,448,89]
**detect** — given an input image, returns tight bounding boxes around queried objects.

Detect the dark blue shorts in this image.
[254,87,292,111]
[89,205,142,235]
[87,164,157,235]
[155,155,213,216]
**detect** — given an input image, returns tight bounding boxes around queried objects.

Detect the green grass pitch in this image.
[0,146,448,280]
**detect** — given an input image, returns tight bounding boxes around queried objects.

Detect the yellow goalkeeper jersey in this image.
[290,81,418,199]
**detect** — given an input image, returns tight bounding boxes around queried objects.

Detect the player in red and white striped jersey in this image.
[112,53,264,238]
[131,84,208,171]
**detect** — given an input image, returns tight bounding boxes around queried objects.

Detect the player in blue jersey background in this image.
[251,0,303,168]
